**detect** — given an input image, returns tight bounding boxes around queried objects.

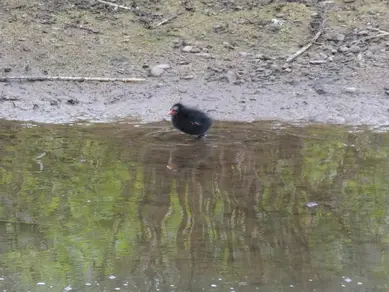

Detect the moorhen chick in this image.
[168,103,213,139]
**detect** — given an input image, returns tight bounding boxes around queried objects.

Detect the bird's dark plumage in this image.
[168,103,212,138]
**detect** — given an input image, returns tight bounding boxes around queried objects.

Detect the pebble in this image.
[223,42,236,50]
[343,87,358,94]
[150,64,170,77]
[349,45,361,53]
[182,45,193,52]
[190,47,201,53]
[270,64,281,71]
[196,53,214,59]
[338,46,349,53]
[326,33,345,42]
[225,70,237,84]
[4,67,11,73]
[313,82,327,95]
[309,60,327,65]
[239,52,249,57]
[365,50,374,58]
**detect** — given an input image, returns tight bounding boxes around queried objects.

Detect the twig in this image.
[96,0,132,11]
[65,24,101,34]
[154,11,184,28]
[366,27,389,34]
[0,97,19,101]
[355,28,389,43]
[286,18,327,63]
[0,76,146,83]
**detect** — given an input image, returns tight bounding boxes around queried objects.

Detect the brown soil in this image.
[1,0,389,125]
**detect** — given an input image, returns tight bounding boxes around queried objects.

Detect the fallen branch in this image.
[286,18,327,63]
[367,27,389,34]
[354,28,389,43]
[96,0,132,11]
[0,76,146,83]
[65,24,101,34]
[154,11,184,28]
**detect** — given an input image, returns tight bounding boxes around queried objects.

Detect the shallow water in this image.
[0,120,389,292]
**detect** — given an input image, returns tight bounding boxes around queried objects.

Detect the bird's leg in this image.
[197,133,207,139]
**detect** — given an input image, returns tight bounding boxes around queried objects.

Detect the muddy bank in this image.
[1,0,389,125]
[2,77,389,125]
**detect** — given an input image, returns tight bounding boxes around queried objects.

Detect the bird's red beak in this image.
[168,109,176,115]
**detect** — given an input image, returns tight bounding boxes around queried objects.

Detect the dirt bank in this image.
[1,0,389,125]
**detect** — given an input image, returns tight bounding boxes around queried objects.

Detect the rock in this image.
[338,46,349,53]
[190,47,201,53]
[270,64,281,71]
[326,33,345,42]
[150,64,170,77]
[239,52,249,57]
[223,42,236,50]
[196,53,214,59]
[67,99,79,105]
[309,60,327,65]
[357,30,369,36]
[4,67,11,73]
[313,82,327,95]
[349,45,361,53]
[181,75,194,80]
[365,50,374,58]
[281,63,290,69]
[225,70,237,83]
[50,100,59,106]
[213,24,227,33]
[342,87,358,94]
[182,45,193,52]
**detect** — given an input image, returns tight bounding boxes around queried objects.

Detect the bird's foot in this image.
[197,133,207,140]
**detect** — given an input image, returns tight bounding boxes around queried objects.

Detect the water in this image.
[0,120,389,292]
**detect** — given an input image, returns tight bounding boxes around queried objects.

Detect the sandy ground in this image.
[1,0,389,125]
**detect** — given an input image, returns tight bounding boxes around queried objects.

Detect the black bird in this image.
[168,103,213,139]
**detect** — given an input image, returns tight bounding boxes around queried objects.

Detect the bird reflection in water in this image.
[166,141,214,173]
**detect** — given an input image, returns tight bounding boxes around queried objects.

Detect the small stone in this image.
[343,87,358,94]
[309,60,326,65]
[239,52,249,57]
[150,64,170,77]
[349,45,361,53]
[50,100,59,106]
[338,46,349,53]
[190,47,201,53]
[223,42,235,50]
[270,64,281,71]
[281,63,289,69]
[181,75,194,80]
[182,45,193,52]
[225,70,237,83]
[67,99,79,105]
[196,53,214,59]
[313,82,327,95]
[357,30,368,36]
[326,33,345,42]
